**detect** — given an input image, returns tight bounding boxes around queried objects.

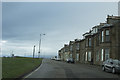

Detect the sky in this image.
[2,2,118,58]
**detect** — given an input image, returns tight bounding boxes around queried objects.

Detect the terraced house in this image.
[74,39,81,62]
[68,41,75,60]
[58,15,120,65]
[59,44,70,61]
[94,15,120,65]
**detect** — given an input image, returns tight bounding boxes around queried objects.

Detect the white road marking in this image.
[23,60,43,78]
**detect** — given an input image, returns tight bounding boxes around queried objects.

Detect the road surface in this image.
[25,59,120,78]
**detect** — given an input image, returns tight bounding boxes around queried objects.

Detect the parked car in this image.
[55,58,61,61]
[66,58,74,63]
[51,57,55,60]
[51,56,57,60]
[102,59,120,74]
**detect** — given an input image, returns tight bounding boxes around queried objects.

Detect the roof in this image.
[107,15,120,19]
[99,23,113,29]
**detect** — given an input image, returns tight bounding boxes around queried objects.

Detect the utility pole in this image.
[11,51,14,57]
[33,45,35,58]
[38,34,45,58]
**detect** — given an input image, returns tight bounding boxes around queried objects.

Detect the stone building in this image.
[68,41,74,59]
[58,47,65,61]
[74,39,81,62]
[79,39,86,63]
[58,15,120,65]
[83,32,94,64]
[93,15,120,65]
[87,15,120,65]
[63,44,69,61]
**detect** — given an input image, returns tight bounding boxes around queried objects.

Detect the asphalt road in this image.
[25,59,120,78]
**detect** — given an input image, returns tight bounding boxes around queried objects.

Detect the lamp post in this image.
[38,34,45,58]
[33,45,35,58]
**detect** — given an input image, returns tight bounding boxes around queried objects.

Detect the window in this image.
[101,49,104,61]
[88,51,91,61]
[106,30,109,35]
[105,30,110,42]
[95,28,98,33]
[96,50,99,61]
[70,54,72,58]
[65,47,68,52]
[70,45,73,51]
[76,54,79,61]
[101,31,104,42]
[86,38,88,47]
[105,48,110,60]
[76,43,80,50]
[85,52,88,61]
[89,38,92,47]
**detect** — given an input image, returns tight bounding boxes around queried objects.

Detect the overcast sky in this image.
[2,2,118,58]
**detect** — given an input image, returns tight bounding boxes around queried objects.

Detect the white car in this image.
[51,57,55,60]
[102,59,120,74]
[55,58,61,61]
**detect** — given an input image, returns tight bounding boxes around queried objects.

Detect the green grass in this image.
[2,57,42,78]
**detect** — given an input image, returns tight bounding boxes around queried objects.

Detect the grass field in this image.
[2,57,42,78]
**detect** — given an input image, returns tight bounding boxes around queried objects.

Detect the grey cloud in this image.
[2,2,117,57]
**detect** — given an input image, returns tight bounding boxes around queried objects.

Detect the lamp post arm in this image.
[38,33,45,58]
[39,34,41,53]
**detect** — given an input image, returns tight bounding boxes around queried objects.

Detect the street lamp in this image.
[38,34,45,58]
[33,45,36,58]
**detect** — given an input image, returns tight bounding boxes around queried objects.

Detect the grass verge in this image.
[2,57,42,78]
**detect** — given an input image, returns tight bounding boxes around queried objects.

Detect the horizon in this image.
[2,2,118,57]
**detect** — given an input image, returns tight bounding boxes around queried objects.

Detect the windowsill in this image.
[100,41,111,44]
[85,46,92,48]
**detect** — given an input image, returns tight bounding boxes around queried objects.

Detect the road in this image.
[25,59,120,78]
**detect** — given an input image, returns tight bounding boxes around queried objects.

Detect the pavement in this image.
[24,58,120,78]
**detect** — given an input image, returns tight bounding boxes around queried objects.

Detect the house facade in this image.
[58,15,120,65]
[74,39,81,62]
[68,41,75,60]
